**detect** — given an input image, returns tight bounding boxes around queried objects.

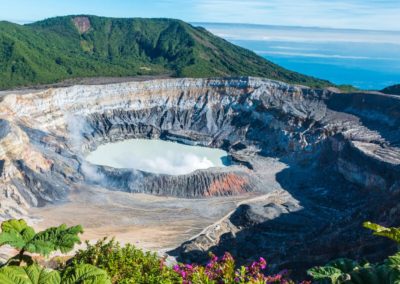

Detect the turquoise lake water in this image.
[86,139,229,175]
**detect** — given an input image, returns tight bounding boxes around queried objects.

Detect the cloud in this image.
[199,23,400,45]
[255,51,397,61]
[2,0,400,31]
[191,0,400,31]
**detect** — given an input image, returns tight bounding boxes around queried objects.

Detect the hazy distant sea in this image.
[197,23,400,90]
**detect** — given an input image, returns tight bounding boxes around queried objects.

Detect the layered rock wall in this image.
[0,77,399,273]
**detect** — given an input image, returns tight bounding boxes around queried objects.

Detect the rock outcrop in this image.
[0,77,399,274]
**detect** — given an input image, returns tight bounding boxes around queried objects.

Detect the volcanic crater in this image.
[0,77,399,273]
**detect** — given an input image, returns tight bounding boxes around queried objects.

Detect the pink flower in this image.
[259,257,267,269]
[185,264,193,270]
[173,265,180,272]
[222,252,233,261]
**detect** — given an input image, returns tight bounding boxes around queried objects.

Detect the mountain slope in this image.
[0,15,331,89]
[381,84,400,95]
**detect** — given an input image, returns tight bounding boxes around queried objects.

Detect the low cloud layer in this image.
[199,23,400,45]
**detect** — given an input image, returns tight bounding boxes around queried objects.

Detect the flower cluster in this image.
[173,252,296,284]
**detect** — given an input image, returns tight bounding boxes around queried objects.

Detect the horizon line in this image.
[1,15,400,33]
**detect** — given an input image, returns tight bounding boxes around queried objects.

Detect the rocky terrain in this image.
[382,84,400,96]
[0,77,399,275]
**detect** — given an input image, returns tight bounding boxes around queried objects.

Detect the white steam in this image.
[66,114,106,182]
[65,114,92,153]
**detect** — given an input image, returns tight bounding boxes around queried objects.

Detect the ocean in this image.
[197,23,400,90]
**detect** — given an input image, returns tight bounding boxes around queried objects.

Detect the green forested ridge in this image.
[0,15,332,89]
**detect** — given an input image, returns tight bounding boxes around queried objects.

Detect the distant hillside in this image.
[381,84,400,95]
[0,15,331,90]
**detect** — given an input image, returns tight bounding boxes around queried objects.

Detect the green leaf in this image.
[388,252,400,269]
[61,264,111,284]
[363,222,400,243]
[307,266,343,283]
[0,231,26,250]
[28,224,83,256]
[349,265,394,284]
[0,264,61,284]
[0,219,83,258]
[327,258,360,273]
[24,239,56,257]
[21,227,36,243]
[0,219,36,249]
[1,219,31,234]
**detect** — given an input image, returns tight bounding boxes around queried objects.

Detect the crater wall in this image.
[0,77,399,273]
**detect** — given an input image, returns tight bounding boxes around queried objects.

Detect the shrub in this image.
[72,238,180,284]
[172,252,296,284]
[72,238,299,284]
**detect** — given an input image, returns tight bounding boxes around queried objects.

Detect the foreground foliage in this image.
[72,238,180,283]
[0,219,82,265]
[172,252,296,284]
[0,219,296,283]
[308,222,400,284]
[0,263,110,284]
[1,218,399,283]
[0,219,111,284]
[363,221,400,243]
[72,238,296,283]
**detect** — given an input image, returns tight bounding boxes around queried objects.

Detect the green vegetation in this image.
[308,222,400,284]
[0,15,332,90]
[72,238,180,283]
[381,84,400,96]
[335,84,359,93]
[69,238,295,283]
[1,218,398,283]
[0,219,296,283]
[0,219,82,265]
[0,219,111,283]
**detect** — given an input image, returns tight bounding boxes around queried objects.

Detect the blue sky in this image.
[0,0,399,31]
